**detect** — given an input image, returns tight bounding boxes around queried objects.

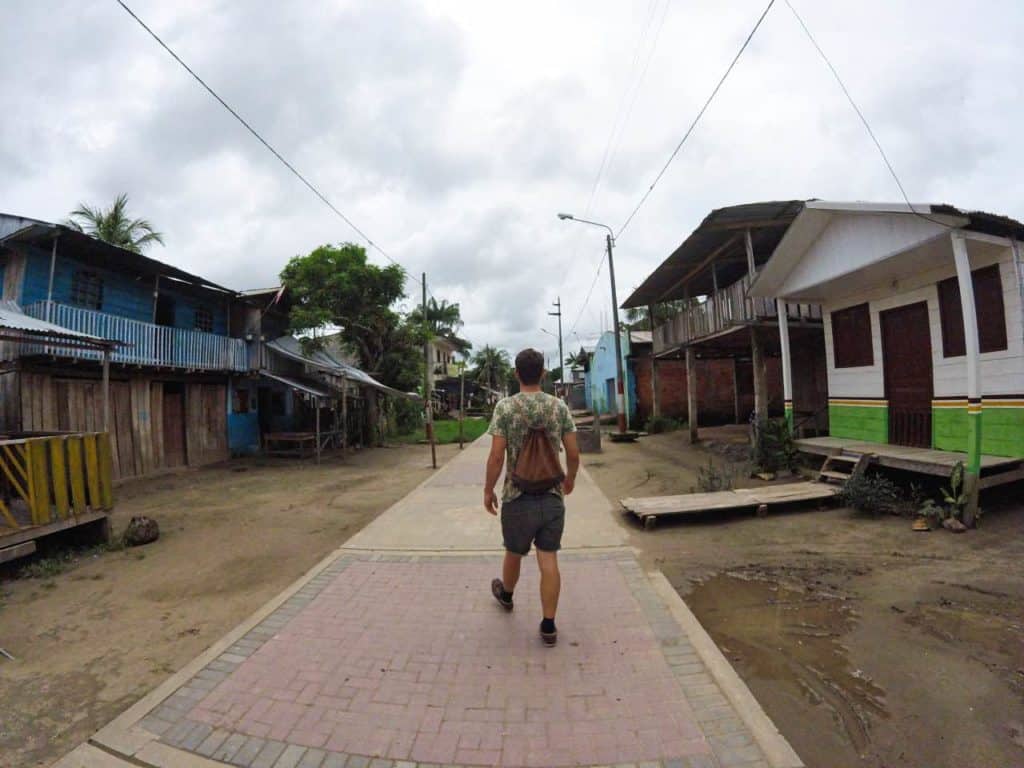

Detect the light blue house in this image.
[582,331,640,425]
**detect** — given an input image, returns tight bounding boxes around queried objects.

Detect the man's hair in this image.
[515,348,545,386]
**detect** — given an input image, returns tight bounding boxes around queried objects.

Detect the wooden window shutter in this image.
[831,303,873,368]
[937,264,1007,357]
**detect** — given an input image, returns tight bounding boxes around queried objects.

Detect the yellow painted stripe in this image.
[829,399,888,407]
[933,399,1024,408]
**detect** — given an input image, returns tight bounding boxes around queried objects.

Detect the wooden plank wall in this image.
[0,371,19,432]
[18,373,228,480]
[185,383,229,467]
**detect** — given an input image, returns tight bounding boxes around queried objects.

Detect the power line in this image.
[567,253,606,337]
[782,0,951,229]
[617,0,777,238]
[114,0,411,272]
[555,1,665,301]
[563,1,671,336]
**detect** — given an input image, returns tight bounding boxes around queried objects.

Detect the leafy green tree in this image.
[64,193,164,253]
[623,300,690,330]
[281,243,405,375]
[280,243,407,444]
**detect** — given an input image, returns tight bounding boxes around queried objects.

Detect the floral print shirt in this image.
[487,392,576,502]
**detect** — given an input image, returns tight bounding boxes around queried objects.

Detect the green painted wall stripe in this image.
[828,403,889,443]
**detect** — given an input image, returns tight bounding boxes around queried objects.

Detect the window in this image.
[194,308,214,333]
[831,303,873,368]
[70,270,103,310]
[937,265,1007,357]
[233,388,250,413]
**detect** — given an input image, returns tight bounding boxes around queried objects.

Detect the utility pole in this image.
[549,296,564,396]
[422,273,437,469]
[458,359,465,450]
[557,213,629,434]
[605,234,628,433]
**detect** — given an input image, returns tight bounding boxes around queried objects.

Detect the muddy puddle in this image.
[687,571,888,767]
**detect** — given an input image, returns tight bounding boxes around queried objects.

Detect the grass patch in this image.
[394,418,489,445]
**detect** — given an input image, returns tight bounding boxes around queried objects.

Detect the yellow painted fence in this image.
[0,433,113,530]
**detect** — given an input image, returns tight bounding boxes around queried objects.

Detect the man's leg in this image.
[502,551,523,592]
[535,548,561,622]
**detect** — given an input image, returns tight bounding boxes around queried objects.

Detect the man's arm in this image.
[562,432,580,496]
[484,435,506,515]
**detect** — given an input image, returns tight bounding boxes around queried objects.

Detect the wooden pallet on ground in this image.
[621,481,838,529]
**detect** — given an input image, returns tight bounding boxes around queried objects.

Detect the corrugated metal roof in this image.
[0,300,114,345]
[259,370,332,399]
[621,200,805,308]
[630,330,653,344]
[0,222,234,294]
[265,335,419,400]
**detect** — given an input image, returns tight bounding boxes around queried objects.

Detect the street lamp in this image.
[558,212,628,434]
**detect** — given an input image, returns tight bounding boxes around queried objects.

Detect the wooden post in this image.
[750,326,767,428]
[777,298,793,432]
[152,275,160,322]
[952,232,981,525]
[341,377,348,454]
[101,348,111,434]
[686,346,698,443]
[315,399,321,464]
[733,357,741,424]
[648,304,661,419]
[423,273,437,469]
[745,229,756,276]
[46,236,58,322]
[458,361,465,450]
[745,229,757,318]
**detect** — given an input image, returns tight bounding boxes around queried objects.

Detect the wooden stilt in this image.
[686,346,698,444]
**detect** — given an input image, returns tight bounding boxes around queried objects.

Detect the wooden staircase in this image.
[818,451,873,485]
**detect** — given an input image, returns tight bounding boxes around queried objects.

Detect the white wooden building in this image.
[750,201,1024,517]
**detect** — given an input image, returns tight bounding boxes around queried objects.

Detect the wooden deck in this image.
[795,436,1023,482]
[621,481,837,528]
[0,510,109,563]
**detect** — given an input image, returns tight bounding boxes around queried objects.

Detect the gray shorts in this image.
[501,493,565,555]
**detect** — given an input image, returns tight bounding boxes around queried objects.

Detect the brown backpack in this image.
[511,426,565,494]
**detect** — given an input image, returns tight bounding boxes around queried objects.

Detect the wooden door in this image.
[881,302,933,448]
[163,387,187,467]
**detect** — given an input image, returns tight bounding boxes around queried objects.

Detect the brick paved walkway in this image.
[137,553,750,768]
[59,439,801,768]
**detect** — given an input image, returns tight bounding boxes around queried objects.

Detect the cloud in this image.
[1,0,1021,366]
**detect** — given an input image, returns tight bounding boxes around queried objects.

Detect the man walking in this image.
[484,348,579,646]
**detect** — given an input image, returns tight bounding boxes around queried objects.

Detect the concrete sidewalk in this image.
[57,438,802,768]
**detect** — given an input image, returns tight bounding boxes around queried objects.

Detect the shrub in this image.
[751,418,799,474]
[838,473,902,515]
[646,415,682,434]
[389,397,424,435]
[693,458,735,492]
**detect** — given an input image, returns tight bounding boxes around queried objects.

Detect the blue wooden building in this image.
[0,214,415,478]
[0,214,249,479]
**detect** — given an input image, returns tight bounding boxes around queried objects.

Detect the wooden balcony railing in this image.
[652,273,821,353]
[23,301,250,371]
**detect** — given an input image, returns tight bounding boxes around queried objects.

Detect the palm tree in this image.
[409,297,471,352]
[565,350,588,369]
[471,345,512,394]
[64,193,165,253]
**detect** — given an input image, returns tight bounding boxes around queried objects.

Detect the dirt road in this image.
[0,443,456,768]
[586,429,1024,768]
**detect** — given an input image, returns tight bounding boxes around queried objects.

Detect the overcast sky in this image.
[2,1,1022,365]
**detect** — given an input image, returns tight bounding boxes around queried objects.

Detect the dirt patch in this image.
[586,429,1024,768]
[0,442,455,768]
